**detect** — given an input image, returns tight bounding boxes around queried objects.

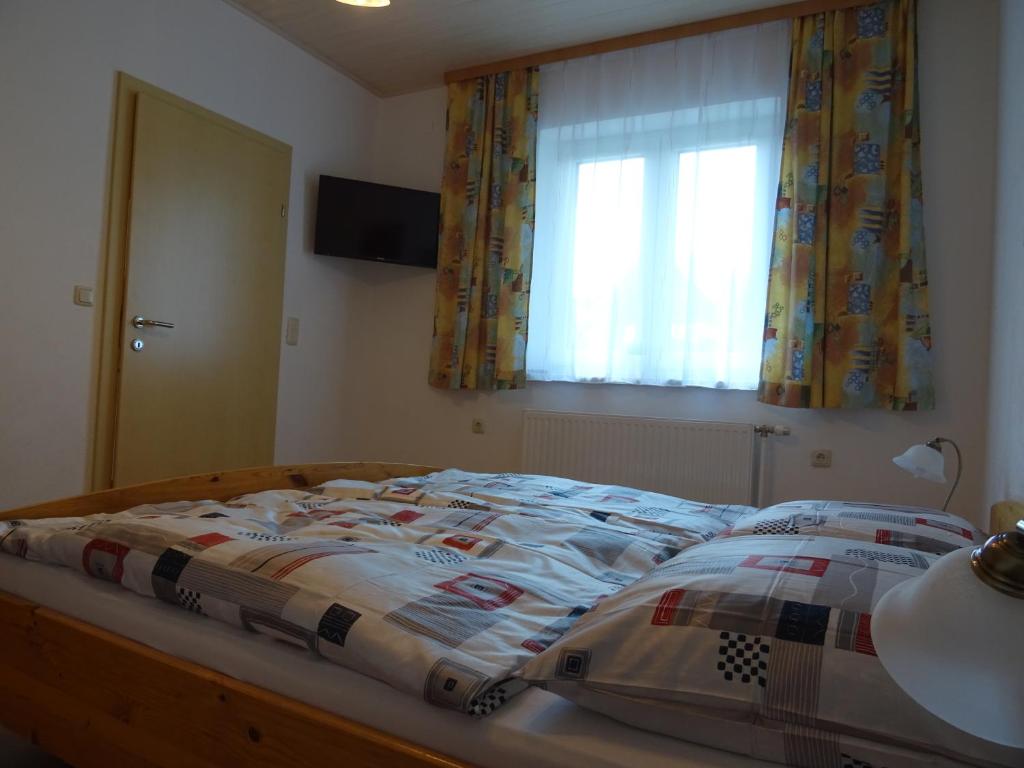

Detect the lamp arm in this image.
[937,438,962,511]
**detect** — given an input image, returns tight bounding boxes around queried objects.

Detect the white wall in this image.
[0,0,1005,529]
[985,0,1024,507]
[0,0,378,509]
[359,0,1000,527]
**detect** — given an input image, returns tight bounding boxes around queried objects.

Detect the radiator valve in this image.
[755,424,791,437]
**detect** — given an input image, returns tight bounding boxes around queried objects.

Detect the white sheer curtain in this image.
[526,22,791,389]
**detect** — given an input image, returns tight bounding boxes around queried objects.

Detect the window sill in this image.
[525,376,757,392]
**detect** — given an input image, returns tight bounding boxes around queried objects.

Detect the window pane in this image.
[572,157,644,379]
[673,145,759,383]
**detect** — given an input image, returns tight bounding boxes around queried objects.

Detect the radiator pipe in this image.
[753,425,790,507]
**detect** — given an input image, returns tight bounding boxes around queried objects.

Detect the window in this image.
[526,23,790,389]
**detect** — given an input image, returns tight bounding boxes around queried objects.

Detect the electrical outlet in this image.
[471,418,485,434]
[811,449,832,468]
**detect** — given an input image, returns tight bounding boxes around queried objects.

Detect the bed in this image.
[0,462,762,768]
[0,462,1016,768]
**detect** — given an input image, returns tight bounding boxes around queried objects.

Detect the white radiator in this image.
[521,410,758,505]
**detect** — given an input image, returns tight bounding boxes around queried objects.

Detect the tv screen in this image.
[314,175,440,268]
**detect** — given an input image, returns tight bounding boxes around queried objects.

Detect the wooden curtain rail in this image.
[443,0,863,84]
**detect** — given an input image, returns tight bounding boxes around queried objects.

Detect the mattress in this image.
[0,554,767,768]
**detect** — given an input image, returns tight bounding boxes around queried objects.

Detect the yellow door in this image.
[113,91,290,486]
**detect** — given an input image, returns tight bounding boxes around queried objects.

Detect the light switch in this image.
[73,285,94,307]
[285,316,300,346]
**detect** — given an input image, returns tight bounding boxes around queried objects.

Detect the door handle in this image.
[131,315,175,329]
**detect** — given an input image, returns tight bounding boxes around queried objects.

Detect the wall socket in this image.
[811,449,832,468]
[471,418,485,434]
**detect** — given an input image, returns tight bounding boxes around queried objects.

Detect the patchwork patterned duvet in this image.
[0,470,752,716]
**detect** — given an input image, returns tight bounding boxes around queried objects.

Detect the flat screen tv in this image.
[314,175,440,268]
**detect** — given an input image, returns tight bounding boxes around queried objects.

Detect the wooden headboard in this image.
[991,500,1024,534]
[0,462,440,522]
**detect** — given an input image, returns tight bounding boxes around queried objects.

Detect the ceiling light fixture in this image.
[335,0,390,6]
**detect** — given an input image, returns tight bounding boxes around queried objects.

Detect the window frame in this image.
[530,104,779,387]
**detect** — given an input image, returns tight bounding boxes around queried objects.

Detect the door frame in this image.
[91,73,292,491]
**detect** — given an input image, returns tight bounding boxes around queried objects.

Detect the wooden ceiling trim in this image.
[443,0,862,83]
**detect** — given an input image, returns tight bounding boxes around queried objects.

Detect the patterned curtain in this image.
[428,69,539,390]
[758,0,933,410]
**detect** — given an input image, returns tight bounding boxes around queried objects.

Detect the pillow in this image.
[724,500,986,554]
[518,535,1021,768]
[390,469,756,537]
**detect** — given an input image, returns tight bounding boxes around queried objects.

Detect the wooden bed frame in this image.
[991,500,1024,533]
[0,462,471,768]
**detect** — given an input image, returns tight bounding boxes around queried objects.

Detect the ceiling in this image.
[225,0,790,96]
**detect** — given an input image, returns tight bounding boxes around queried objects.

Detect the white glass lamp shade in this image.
[336,0,390,6]
[872,547,1024,747]
[892,443,946,482]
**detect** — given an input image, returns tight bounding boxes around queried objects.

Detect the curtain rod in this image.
[443,0,862,84]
